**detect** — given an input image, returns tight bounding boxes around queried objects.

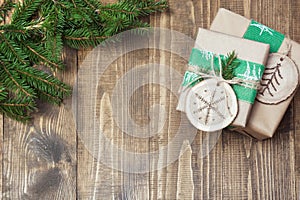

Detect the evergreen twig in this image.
[0,0,15,23]
[221,51,240,80]
[0,0,168,122]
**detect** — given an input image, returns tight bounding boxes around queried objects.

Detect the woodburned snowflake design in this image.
[185,79,238,132]
[250,23,274,36]
[193,89,226,125]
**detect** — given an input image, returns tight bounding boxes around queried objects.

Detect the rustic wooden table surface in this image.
[1,0,300,199]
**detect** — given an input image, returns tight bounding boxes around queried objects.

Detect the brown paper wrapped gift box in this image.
[210,8,300,139]
[177,28,270,128]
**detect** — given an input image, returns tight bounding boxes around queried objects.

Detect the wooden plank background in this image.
[1,0,300,199]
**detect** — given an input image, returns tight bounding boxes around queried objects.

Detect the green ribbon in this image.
[182,48,265,104]
[243,20,285,53]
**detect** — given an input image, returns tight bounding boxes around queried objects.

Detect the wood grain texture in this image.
[76,38,152,199]
[219,1,298,199]
[295,88,300,200]
[2,47,77,199]
[290,1,300,199]
[2,0,300,199]
[176,140,193,200]
[148,2,198,200]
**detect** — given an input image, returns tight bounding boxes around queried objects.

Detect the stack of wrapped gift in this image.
[177,8,299,140]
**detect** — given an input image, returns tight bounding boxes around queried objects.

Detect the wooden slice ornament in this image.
[257,53,299,104]
[185,79,238,132]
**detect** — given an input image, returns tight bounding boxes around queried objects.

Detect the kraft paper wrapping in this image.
[210,8,300,139]
[177,28,270,128]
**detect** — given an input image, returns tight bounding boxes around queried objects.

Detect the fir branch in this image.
[36,89,62,105]
[101,2,139,17]
[0,24,39,41]
[0,0,168,122]
[0,58,36,99]
[101,0,167,17]
[15,66,71,98]
[0,1,15,24]
[132,0,168,15]
[0,86,8,102]
[12,0,44,25]
[42,7,64,63]
[0,33,28,65]
[24,43,63,69]
[64,35,108,40]
[63,28,109,49]
[0,25,26,35]
[0,98,36,121]
[221,51,240,80]
[81,0,101,10]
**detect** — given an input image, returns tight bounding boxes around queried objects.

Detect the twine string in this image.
[184,54,260,90]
